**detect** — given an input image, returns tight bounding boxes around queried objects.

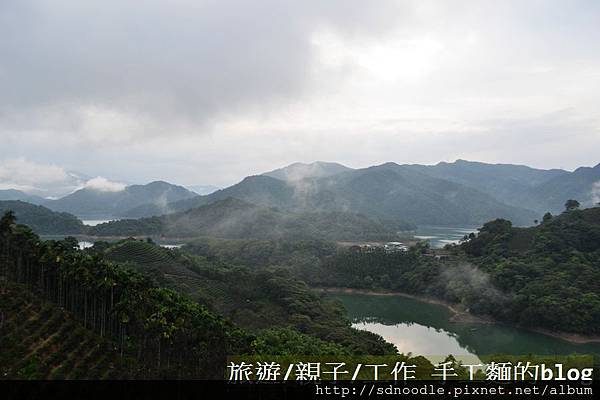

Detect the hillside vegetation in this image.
[5,160,599,228]
[457,206,600,333]
[0,189,46,205]
[101,239,396,355]
[1,211,401,380]
[294,206,600,335]
[146,163,539,226]
[44,181,197,218]
[0,212,253,378]
[0,280,136,379]
[0,200,85,235]
[90,197,402,241]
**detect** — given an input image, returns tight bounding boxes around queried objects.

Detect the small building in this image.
[384,242,409,253]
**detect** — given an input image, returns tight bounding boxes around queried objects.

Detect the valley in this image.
[2,159,600,381]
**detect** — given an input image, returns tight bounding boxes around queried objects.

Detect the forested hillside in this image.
[90,198,402,241]
[528,163,600,213]
[122,160,600,227]
[0,201,85,235]
[0,212,252,378]
[404,159,568,213]
[143,164,538,227]
[0,281,136,379]
[206,205,600,336]
[45,181,197,218]
[100,239,396,355]
[457,206,600,333]
[0,211,401,379]
[262,161,353,181]
[0,189,46,205]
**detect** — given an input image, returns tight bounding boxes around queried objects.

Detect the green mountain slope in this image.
[405,159,568,213]
[0,281,134,379]
[312,163,538,226]
[45,181,197,218]
[0,189,47,205]
[90,197,403,240]
[0,214,254,379]
[457,206,600,333]
[100,239,397,355]
[263,161,353,181]
[142,164,537,227]
[528,163,600,213]
[0,200,85,235]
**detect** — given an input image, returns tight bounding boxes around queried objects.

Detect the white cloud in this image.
[313,29,444,83]
[0,158,79,196]
[82,177,126,192]
[592,181,600,205]
[0,158,69,186]
[0,0,599,186]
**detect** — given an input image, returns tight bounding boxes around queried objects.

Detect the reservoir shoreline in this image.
[314,287,600,345]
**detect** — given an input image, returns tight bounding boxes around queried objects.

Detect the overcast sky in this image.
[1,0,599,195]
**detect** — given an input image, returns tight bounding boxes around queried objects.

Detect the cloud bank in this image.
[82,177,126,192]
[0,0,599,186]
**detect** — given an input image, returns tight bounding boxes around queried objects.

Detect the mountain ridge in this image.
[263,161,353,181]
[44,180,197,218]
[6,159,599,227]
[136,162,540,226]
[89,196,405,240]
[0,200,85,235]
[0,189,47,205]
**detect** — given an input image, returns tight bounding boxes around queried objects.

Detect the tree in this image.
[542,212,553,223]
[564,199,580,212]
[0,210,16,235]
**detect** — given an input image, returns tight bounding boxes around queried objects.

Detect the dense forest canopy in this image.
[179,206,600,335]
[0,201,85,235]
[456,206,600,333]
[288,206,600,335]
[0,211,402,378]
[2,202,600,379]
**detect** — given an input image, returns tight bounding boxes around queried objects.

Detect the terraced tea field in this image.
[0,280,134,379]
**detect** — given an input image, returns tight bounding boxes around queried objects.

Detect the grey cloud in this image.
[0,0,404,134]
[0,1,599,188]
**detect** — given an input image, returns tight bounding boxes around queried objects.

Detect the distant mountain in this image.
[306,163,538,226]
[263,161,353,181]
[186,184,220,195]
[125,175,292,218]
[0,200,85,235]
[137,163,538,227]
[172,175,292,210]
[89,197,400,241]
[0,189,47,205]
[414,160,600,214]
[1,170,93,199]
[97,159,600,227]
[529,163,600,212]
[405,160,568,212]
[45,181,197,218]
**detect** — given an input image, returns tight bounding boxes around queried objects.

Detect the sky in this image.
[1,0,599,196]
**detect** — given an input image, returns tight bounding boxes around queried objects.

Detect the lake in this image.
[75,240,184,250]
[82,219,118,226]
[414,226,478,248]
[330,292,600,364]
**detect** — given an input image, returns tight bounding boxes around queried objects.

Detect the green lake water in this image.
[413,225,478,248]
[331,292,600,363]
